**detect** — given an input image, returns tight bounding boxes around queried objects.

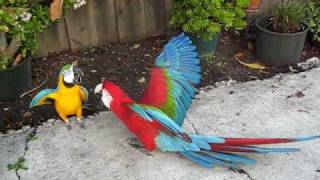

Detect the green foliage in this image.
[272,0,306,33]
[0,0,85,70]
[305,0,320,42]
[7,157,28,171]
[169,0,249,40]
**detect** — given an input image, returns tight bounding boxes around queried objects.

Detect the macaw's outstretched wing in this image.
[139,33,201,126]
[79,86,89,103]
[29,89,57,108]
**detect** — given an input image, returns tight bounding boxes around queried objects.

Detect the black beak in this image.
[73,66,84,84]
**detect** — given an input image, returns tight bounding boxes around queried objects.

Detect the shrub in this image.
[0,0,86,70]
[169,0,249,41]
[305,0,320,42]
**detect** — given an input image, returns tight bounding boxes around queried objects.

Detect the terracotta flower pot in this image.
[247,0,261,12]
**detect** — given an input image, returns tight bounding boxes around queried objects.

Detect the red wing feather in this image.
[140,67,167,108]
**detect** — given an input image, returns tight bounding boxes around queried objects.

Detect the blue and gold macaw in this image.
[30,62,88,130]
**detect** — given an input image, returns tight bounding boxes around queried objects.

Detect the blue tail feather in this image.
[293,135,320,141]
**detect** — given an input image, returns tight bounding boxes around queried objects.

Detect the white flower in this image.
[73,0,87,10]
[20,12,32,22]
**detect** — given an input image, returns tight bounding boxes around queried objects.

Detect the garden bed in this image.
[0,32,319,133]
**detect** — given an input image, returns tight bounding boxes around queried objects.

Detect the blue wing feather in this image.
[29,89,56,108]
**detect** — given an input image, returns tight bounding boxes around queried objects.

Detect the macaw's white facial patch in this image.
[102,89,113,108]
[64,70,74,84]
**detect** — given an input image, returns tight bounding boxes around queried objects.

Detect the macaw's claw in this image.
[127,138,144,148]
[66,123,72,131]
[127,138,153,156]
[80,121,85,129]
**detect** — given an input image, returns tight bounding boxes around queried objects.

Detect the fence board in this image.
[65,1,98,49]
[260,0,278,16]
[144,0,166,37]
[93,0,118,44]
[44,19,70,53]
[164,0,172,32]
[116,0,147,42]
[34,32,48,58]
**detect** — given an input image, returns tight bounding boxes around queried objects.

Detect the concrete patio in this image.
[1,67,320,180]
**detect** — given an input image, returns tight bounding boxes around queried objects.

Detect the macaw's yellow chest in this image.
[54,86,82,116]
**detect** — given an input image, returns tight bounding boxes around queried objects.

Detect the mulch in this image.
[0,31,319,133]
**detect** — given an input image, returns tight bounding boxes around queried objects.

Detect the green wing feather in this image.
[80,86,89,102]
[140,33,201,126]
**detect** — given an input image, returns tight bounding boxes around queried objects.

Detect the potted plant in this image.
[305,0,320,46]
[169,0,249,59]
[0,0,86,101]
[255,0,309,66]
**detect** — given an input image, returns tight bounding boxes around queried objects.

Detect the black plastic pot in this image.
[255,17,309,66]
[0,56,32,101]
[189,32,220,59]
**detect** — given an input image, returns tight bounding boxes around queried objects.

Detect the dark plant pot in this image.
[0,56,32,101]
[255,17,309,66]
[189,32,220,59]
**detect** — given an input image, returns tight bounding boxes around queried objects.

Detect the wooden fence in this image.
[35,0,305,57]
[35,0,172,57]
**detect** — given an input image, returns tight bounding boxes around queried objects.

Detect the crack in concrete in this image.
[15,127,38,180]
[229,168,255,180]
[186,117,199,135]
[238,169,254,180]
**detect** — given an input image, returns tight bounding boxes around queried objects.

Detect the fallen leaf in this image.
[130,44,140,50]
[234,52,267,70]
[50,0,64,21]
[23,111,32,118]
[297,109,310,113]
[247,42,254,50]
[90,69,97,73]
[138,77,146,83]
[287,91,305,99]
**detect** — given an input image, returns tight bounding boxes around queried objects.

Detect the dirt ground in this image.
[0,31,319,133]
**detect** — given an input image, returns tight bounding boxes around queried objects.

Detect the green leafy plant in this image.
[169,0,249,40]
[7,157,28,171]
[272,0,306,33]
[0,0,86,70]
[305,0,320,42]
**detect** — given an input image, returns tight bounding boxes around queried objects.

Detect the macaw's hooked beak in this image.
[72,62,84,84]
[94,83,103,94]
[94,83,113,109]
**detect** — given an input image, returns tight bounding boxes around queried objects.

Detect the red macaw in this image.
[94,33,319,168]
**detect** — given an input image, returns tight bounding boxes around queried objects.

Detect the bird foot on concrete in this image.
[65,122,72,131]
